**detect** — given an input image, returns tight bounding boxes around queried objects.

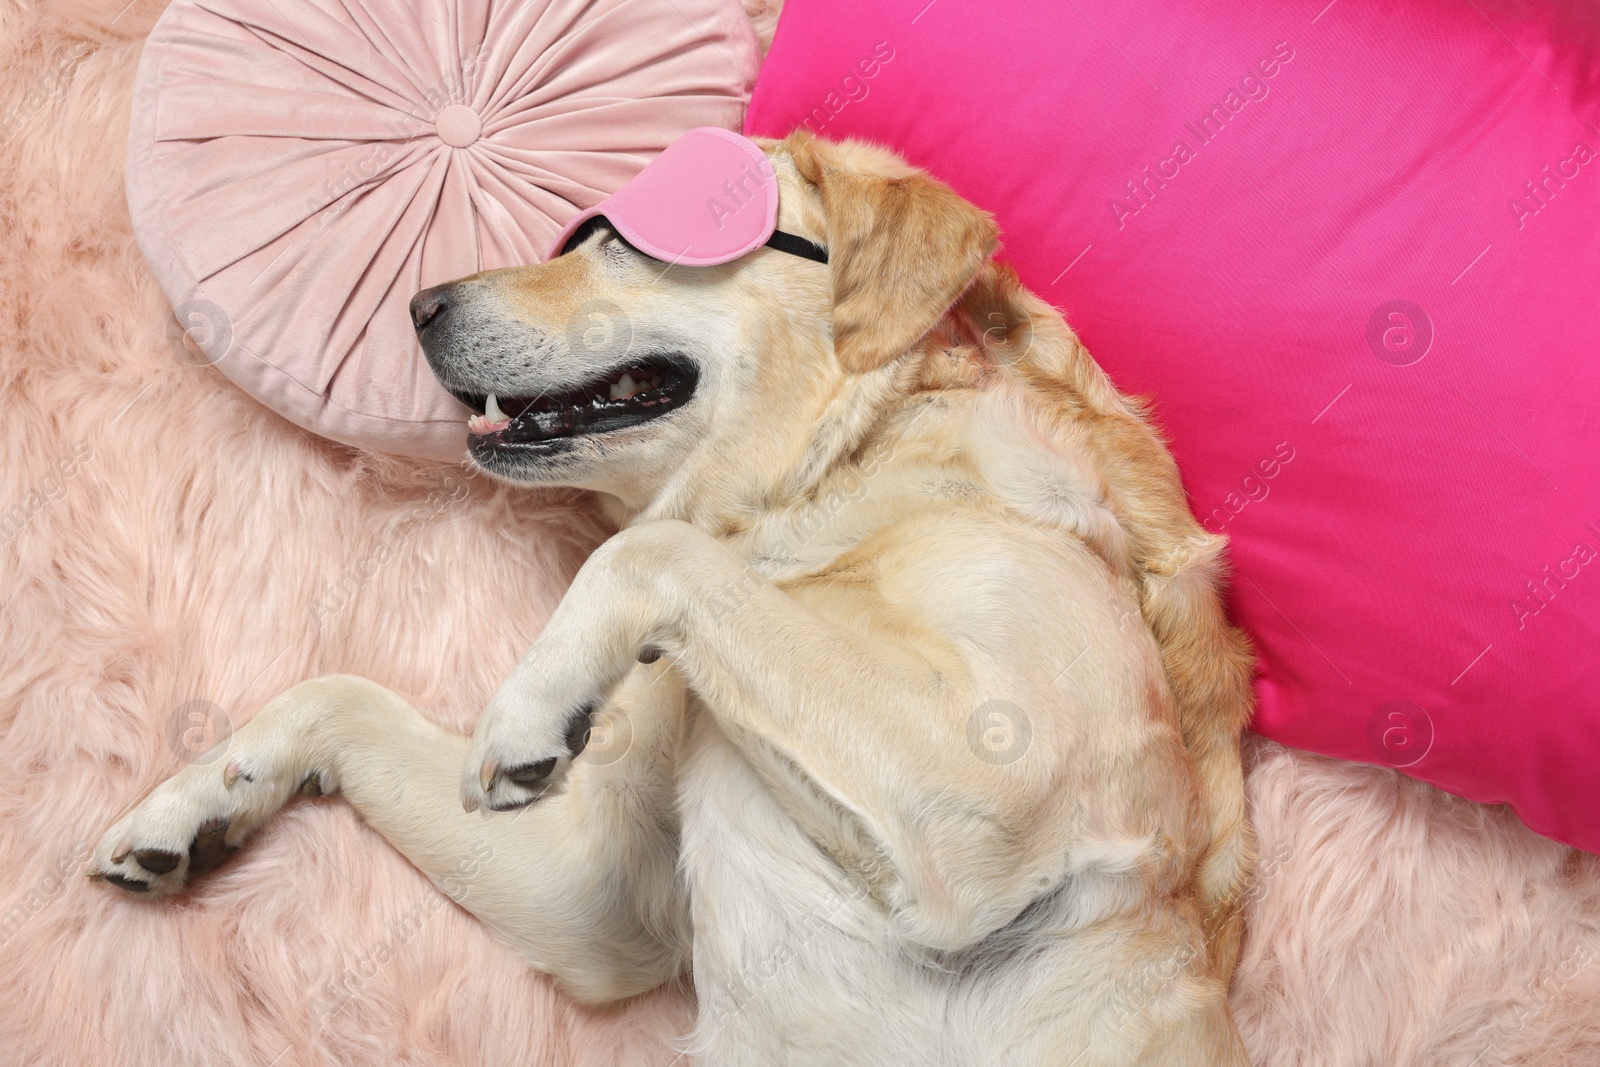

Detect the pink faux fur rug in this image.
[1,0,1596,1063]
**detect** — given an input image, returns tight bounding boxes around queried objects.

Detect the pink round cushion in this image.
[748,0,1600,852]
[128,0,759,461]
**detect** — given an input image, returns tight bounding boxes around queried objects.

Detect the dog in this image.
[92,132,1257,1065]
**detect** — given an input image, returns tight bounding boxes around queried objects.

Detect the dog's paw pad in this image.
[563,705,596,758]
[102,872,151,893]
[130,848,183,875]
[186,817,236,876]
[504,758,558,786]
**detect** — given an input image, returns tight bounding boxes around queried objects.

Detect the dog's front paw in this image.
[463,527,672,813]
[89,747,330,895]
[462,699,598,813]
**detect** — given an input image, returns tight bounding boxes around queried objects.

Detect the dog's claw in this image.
[479,759,498,795]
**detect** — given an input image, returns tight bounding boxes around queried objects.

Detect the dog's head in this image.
[411,134,997,511]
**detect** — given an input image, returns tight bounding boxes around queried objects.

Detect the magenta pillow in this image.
[748,0,1600,852]
[128,0,758,461]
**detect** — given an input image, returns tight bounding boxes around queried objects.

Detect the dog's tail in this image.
[958,264,1258,981]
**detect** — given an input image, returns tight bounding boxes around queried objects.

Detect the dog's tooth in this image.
[485,393,508,423]
[608,380,626,400]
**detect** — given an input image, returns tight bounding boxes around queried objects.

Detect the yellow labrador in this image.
[93,133,1256,1065]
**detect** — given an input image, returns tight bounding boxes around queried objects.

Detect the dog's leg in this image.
[462,518,1241,1059]
[464,518,1199,952]
[90,673,689,1003]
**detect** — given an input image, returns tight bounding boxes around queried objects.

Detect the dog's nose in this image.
[409,285,451,332]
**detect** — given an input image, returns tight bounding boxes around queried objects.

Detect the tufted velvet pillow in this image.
[128,0,759,460]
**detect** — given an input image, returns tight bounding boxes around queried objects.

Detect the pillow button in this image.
[434,104,482,148]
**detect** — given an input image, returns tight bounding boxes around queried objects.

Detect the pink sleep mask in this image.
[549,127,827,266]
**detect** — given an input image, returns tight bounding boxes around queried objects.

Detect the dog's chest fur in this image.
[716,386,1127,588]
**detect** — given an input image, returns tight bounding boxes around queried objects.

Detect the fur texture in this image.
[90,130,1255,1065]
[1,0,1597,1064]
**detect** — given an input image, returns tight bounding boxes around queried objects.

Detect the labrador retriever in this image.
[92,132,1256,1066]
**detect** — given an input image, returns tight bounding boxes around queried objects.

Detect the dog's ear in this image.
[790,135,999,374]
